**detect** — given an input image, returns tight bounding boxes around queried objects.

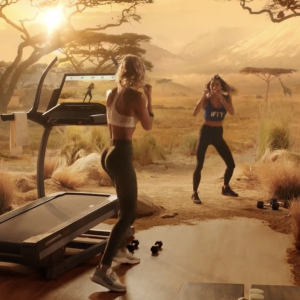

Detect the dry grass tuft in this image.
[256,159,300,200]
[180,134,198,156]
[52,168,88,189]
[0,170,15,214]
[256,102,293,159]
[133,133,165,166]
[44,156,67,179]
[290,199,300,251]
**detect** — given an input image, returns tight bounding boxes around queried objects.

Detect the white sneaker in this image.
[90,267,126,292]
[113,249,140,264]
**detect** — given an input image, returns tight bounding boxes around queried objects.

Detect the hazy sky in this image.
[93,0,271,51]
[0,0,273,61]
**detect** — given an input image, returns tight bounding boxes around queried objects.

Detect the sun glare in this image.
[43,7,63,31]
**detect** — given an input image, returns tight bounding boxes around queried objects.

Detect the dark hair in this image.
[204,74,230,94]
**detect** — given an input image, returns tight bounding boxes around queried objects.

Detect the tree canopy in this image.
[227,0,300,22]
[240,67,297,102]
[0,0,152,113]
[59,32,153,73]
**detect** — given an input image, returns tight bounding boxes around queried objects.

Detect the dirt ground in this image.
[6,146,300,286]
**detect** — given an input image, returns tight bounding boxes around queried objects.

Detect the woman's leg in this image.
[100,146,137,267]
[90,143,137,292]
[193,128,210,192]
[213,137,238,196]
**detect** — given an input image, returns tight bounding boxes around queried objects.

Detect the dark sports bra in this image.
[203,97,227,121]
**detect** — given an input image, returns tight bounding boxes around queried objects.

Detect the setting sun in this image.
[43,6,64,31]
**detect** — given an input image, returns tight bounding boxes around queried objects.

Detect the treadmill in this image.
[0,57,118,278]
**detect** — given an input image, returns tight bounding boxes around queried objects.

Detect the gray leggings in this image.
[101,140,137,267]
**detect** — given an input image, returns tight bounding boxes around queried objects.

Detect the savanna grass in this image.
[181,134,198,156]
[256,102,293,159]
[57,126,109,165]
[290,199,300,251]
[256,159,300,200]
[0,170,14,214]
[133,132,165,166]
[52,168,87,189]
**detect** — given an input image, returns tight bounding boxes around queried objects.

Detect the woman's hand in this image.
[143,84,152,101]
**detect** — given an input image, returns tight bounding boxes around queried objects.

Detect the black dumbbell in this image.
[270,198,290,209]
[150,245,159,254]
[257,200,279,210]
[150,241,163,255]
[132,239,139,248]
[155,241,163,249]
[127,239,139,253]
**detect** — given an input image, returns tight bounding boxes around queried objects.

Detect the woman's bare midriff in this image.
[109,124,136,142]
[204,120,223,127]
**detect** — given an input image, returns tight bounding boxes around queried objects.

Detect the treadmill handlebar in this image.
[89,114,107,124]
[28,57,58,115]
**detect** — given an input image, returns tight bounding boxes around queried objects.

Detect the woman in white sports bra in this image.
[90,55,154,292]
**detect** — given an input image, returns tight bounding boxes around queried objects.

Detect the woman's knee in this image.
[226,161,235,171]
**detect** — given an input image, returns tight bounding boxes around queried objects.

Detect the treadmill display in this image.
[58,74,116,106]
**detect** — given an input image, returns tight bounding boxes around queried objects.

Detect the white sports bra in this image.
[106,90,139,128]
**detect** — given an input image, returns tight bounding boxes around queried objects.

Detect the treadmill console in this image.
[42,102,107,126]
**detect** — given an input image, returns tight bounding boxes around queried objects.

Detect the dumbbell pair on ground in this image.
[126,240,163,255]
[257,198,289,210]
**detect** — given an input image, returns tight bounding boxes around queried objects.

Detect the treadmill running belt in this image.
[0,194,109,243]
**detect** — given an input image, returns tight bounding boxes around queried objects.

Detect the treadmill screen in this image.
[58,74,116,105]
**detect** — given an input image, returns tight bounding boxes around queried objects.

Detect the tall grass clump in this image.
[52,168,87,189]
[0,170,14,214]
[290,199,300,251]
[133,133,165,166]
[181,134,198,156]
[56,126,109,165]
[256,102,292,159]
[256,159,300,200]
[90,127,110,151]
[44,156,67,179]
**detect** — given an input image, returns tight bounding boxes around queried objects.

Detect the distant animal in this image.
[278,77,292,97]
[255,95,264,100]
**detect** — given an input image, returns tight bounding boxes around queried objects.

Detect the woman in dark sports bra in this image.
[191,74,238,204]
[90,55,154,292]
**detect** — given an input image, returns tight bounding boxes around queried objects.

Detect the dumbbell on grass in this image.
[150,241,163,254]
[257,201,279,210]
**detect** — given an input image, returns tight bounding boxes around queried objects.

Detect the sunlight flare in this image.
[42,6,64,31]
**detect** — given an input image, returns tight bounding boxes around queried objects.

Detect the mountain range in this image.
[142,19,300,76]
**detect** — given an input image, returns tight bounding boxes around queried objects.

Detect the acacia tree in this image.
[240,67,297,102]
[156,78,172,92]
[59,32,153,73]
[17,63,48,89]
[0,0,152,113]
[224,0,300,22]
